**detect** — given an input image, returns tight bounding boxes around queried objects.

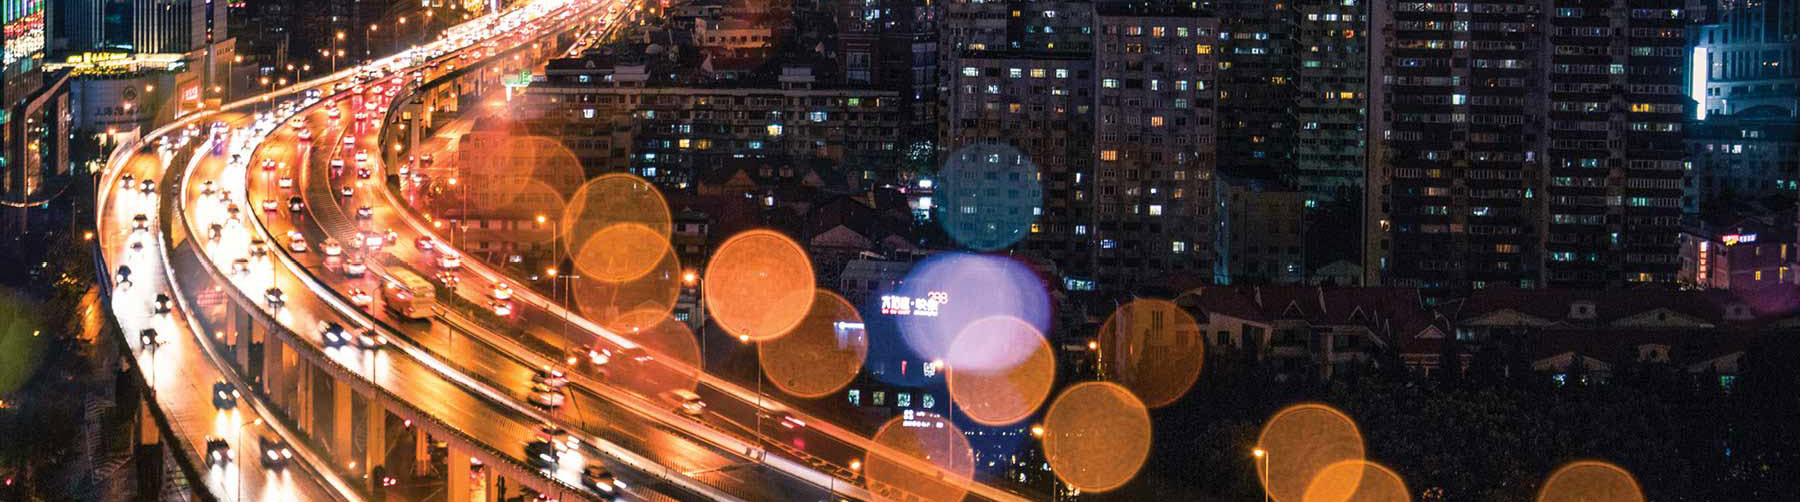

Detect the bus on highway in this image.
[382,268,437,319]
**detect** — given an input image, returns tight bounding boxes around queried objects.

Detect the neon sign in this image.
[1722,234,1757,246]
[880,291,948,317]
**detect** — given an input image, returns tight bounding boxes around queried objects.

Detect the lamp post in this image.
[367,24,379,59]
[334,32,347,72]
[1253,448,1269,502]
[229,55,243,99]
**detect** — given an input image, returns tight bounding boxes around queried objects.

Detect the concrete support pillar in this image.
[137,398,160,446]
[414,427,431,477]
[262,337,284,407]
[295,362,314,435]
[234,308,253,372]
[365,401,388,486]
[447,445,472,502]
[331,377,354,469]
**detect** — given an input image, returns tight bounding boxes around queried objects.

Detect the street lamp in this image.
[334,32,347,72]
[1253,448,1269,502]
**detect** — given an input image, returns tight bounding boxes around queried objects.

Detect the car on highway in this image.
[524,440,559,468]
[758,410,807,430]
[259,437,294,470]
[225,203,243,223]
[666,390,706,417]
[231,257,252,275]
[201,180,217,196]
[532,368,568,387]
[354,151,370,164]
[327,106,340,119]
[212,381,238,409]
[618,346,653,365]
[278,174,295,189]
[319,321,350,348]
[535,425,581,452]
[139,179,157,196]
[330,159,346,176]
[491,283,512,301]
[355,328,387,350]
[436,252,461,269]
[288,196,306,213]
[120,173,135,190]
[261,159,278,172]
[490,300,514,317]
[355,205,374,221]
[153,293,173,315]
[340,185,355,198]
[131,213,149,231]
[345,256,367,278]
[262,198,279,212]
[414,237,435,251]
[582,465,619,497]
[139,328,166,348]
[343,133,356,147]
[266,287,287,308]
[205,438,232,466]
[207,223,224,242]
[249,238,269,259]
[357,166,372,179]
[321,237,343,257]
[286,231,308,252]
[348,288,373,308]
[297,128,312,141]
[434,271,460,287]
[527,384,564,409]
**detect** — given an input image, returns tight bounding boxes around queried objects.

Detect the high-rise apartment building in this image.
[1367,0,1543,289]
[1292,0,1368,198]
[1542,0,1686,287]
[1214,0,1296,179]
[131,0,222,54]
[1691,0,1800,120]
[1091,4,1218,284]
[1367,0,1688,290]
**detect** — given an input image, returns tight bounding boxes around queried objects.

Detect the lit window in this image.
[767,124,783,136]
[1195,44,1212,54]
[1150,116,1164,127]
[1075,225,1088,235]
[1172,241,1186,253]
[1030,223,1041,233]
[962,66,979,77]
[1102,78,1120,88]
[809,111,827,121]
[1055,69,1069,78]
[1152,27,1166,37]
[1149,204,1163,215]
[847,389,860,406]
[1030,68,1047,78]
[1009,68,1023,78]
[1009,103,1022,113]
[1100,150,1119,161]
[582,109,595,119]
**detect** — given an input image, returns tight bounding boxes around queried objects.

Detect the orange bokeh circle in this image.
[703,229,815,340]
[1097,298,1204,408]
[610,309,702,395]
[572,223,672,282]
[457,136,584,217]
[1043,381,1152,493]
[759,290,868,398]
[865,413,975,502]
[945,316,1055,426]
[1256,403,1366,502]
[1302,460,1410,502]
[562,173,671,281]
[1536,461,1643,502]
[572,246,682,331]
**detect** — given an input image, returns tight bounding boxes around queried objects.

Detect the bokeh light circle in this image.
[459,136,584,216]
[933,143,1042,251]
[703,230,815,340]
[759,290,868,398]
[1536,461,1644,502]
[1043,381,1152,493]
[945,316,1055,426]
[1302,460,1410,502]
[1098,298,1205,408]
[865,412,975,502]
[572,246,682,332]
[894,253,1050,364]
[563,173,671,282]
[610,309,702,395]
[572,223,672,282]
[1256,403,1366,502]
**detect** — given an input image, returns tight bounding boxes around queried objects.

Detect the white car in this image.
[277,175,294,189]
[344,257,367,277]
[321,238,342,256]
[492,283,512,301]
[491,301,514,317]
[437,253,461,269]
[297,128,312,141]
[527,384,565,408]
[348,288,373,308]
[287,231,308,252]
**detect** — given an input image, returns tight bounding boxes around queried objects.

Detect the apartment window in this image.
[1195,44,1212,54]
[1075,225,1088,235]
[1152,27,1166,37]
[767,124,783,136]
[1009,68,1023,78]
[962,66,979,77]
[1055,69,1069,78]
[1150,116,1164,127]
[1172,241,1186,253]
[1100,150,1119,161]
[1149,204,1163,215]
[1030,68,1047,78]
[1103,79,1120,88]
